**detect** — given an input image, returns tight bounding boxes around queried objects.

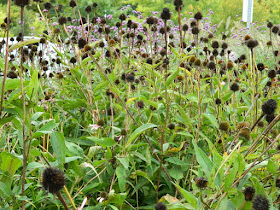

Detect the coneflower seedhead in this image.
[42,167,65,194]
[14,0,30,7]
[160,8,171,21]
[252,195,270,210]
[230,82,239,92]
[191,26,200,35]
[257,63,265,71]
[211,41,219,49]
[272,26,279,34]
[168,123,175,130]
[174,0,183,6]
[261,99,277,115]
[44,2,52,10]
[137,101,145,109]
[267,22,273,28]
[195,177,208,188]
[215,98,221,105]
[243,186,255,201]
[246,39,258,49]
[119,13,126,21]
[268,70,276,79]
[219,121,230,132]
[239,128,251,141]
[265,114,275,123]
[194,11,203,20]
[58,16,67,25]
[69,0,76,8]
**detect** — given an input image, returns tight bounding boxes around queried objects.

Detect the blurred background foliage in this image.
[0,0,279,37]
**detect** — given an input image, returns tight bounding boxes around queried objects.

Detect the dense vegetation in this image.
[0,0,280,209]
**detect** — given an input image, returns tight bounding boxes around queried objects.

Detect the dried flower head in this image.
[195,177,208,188]
[14,0,30,7]
[194,11,203,20]
[219,121,230,132]
[160,8,171,21]
[252,195,270,210]
[239,128,251,141]
[41,167,65,194]
[261,99,277,115]
[230,82,239,92]
[243,186,255,201]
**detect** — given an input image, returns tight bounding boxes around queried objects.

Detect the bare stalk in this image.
[0,0,11,115]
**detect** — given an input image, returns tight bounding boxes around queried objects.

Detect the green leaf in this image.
[202,113,218,128]
[267,159,277,174]
[169,167,184,180]
[132,152,148,163]
[192,140,213,177]
[9,39,40,52]
[225,160,238,191]
[0,78,21,91]
[0,182,12,199]
[27,68,39,100]
[166,69,179,87]
[176,183,197,209]
[87,137,116,147]
[135,170,155,188]
[126,123,157,147]
[116,165,127,192]
[32,120,58,138]
[165,157,188,166]
[0,152,22,177]
[231,191,245,208]
[117,157,129,169]
[50,132,66,167]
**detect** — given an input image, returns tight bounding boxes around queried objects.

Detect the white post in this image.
[242,0,254,30]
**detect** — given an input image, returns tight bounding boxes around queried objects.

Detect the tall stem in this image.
[0,0,11,115]
[20,6,27,210]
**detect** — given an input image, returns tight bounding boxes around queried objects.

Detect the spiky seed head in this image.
[194,11,203,20]
[239,128,251,141]
[168,123,175,130]
[69,0,76,8]
[195,177,208,188]
[252,195,270,210]
[230,82,239,92]
[246,39,259,49]
[41,167,65,194]
[137,100,145,109]
[160,8,171,21]
[268,70,276,79]
[262,99,277,115]
[243,186,255,201]
[219,121,230,132]
[14,0,30,7]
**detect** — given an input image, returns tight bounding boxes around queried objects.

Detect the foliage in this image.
[0,0,280,209]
